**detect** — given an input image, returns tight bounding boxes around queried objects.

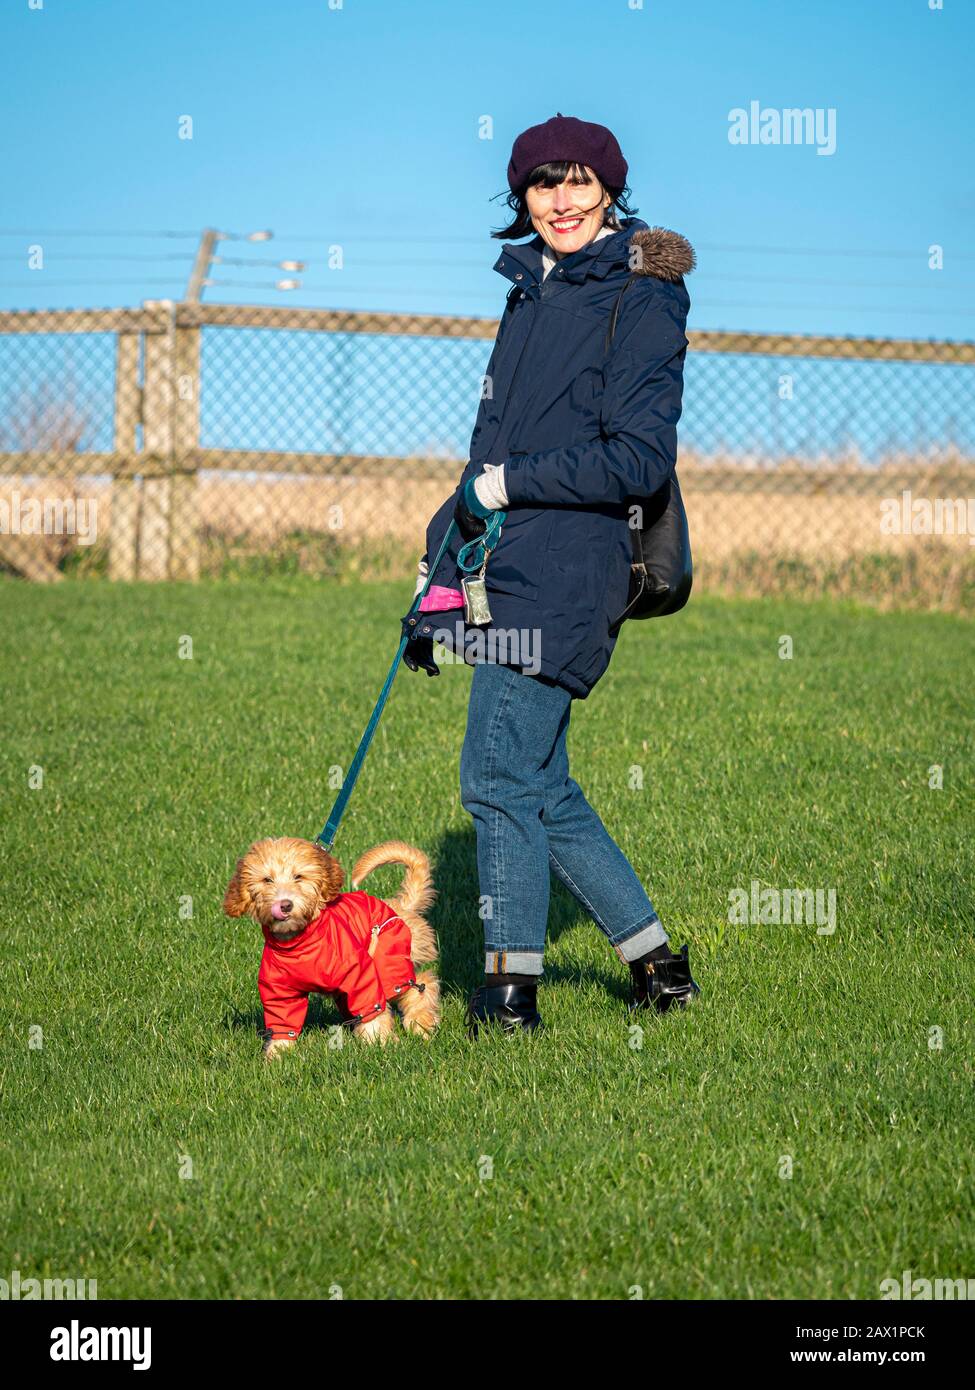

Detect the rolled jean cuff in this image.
[484,949,544,977]
[611,915,668,962]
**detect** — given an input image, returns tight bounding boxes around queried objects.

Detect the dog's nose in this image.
[279,900,293,914]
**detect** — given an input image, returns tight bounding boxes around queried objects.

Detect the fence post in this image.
[108,330,141,581]
[169,312,201,579]
[139,299,174,580]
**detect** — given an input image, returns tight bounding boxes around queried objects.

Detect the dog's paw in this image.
[263,1037,297,1062]
[401,1013,439,1039]
[354,1012,397,1046]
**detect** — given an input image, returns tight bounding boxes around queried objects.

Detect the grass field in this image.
[3,576,974,1300]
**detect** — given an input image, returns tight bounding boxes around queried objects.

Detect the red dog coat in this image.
[259,891,417,1039]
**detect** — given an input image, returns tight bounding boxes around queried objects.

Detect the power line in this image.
[212,255,307,269]
[276,233,497,245]
[0,277,184,288]
[0,228,199,239]
[246,256,975,291]
[2,226,973,264]
[3,255,971,293]
[264,232,975,262]
[694,272,975,292]
[190,279,304,291]
[0,252,195,263]
[700,243,975,262]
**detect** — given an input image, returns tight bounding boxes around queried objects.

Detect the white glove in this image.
[412,557,429,598]
[472,462,509,511]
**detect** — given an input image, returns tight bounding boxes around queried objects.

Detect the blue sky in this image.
[1,0,973,341]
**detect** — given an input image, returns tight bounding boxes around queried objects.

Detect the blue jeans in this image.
[459,659,668,975]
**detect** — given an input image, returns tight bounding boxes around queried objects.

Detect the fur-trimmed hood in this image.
[626,226,696,282]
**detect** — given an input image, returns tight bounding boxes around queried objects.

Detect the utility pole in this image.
[185,228,221,302]
[185,228,288,300]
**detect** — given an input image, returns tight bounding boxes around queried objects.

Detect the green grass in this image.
[2,576,973,1300]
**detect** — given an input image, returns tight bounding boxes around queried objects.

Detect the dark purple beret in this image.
[507,112,628,195]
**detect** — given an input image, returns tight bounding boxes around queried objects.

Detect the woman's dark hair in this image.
[491,160,638,241]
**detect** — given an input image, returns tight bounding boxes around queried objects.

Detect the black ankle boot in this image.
[467,982,543,1037]
[629,944,701,1013]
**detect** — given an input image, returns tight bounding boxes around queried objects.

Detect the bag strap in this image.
[603,275,638,354]
[604,276,645,574]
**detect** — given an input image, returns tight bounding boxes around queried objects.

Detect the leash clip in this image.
[457,510,505,574]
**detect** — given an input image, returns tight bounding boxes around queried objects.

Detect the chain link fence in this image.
[1,300,973,608]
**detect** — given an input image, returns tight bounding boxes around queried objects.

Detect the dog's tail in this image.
[351,840,436,919]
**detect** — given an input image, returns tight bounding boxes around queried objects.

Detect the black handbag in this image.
[603,277,693,635]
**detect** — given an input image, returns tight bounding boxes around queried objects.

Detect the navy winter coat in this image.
[418,216,694,699]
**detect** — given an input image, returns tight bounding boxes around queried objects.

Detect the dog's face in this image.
[223,837,344,938]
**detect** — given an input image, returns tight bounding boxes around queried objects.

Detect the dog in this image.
[223,837,440,1058]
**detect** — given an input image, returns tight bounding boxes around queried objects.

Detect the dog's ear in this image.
[313,844,345,906]
[223,859,250,918]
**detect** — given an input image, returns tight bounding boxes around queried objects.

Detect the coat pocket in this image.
[568,363,605,413]
[483,508,556,604]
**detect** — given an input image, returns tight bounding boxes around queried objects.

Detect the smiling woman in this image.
[400,113,698,1035]
[497,111,637,243]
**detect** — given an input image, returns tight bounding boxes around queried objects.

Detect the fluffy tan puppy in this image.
[224,837,439,1057]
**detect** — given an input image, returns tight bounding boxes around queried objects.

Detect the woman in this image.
[402,113,701,1034]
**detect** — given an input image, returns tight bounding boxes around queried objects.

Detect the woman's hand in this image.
[453,478,490,543]
[403,558,440,675]
[453,465,509,541]
[400,612,440,677]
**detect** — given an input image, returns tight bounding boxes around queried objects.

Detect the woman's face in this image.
[525,164,611,259]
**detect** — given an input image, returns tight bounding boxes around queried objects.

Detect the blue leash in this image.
[316,511,505,851]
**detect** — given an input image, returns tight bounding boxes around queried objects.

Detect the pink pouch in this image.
[419,585,465,612]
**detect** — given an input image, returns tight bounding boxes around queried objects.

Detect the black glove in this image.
[453,477,491,543]
[401,612,440,677]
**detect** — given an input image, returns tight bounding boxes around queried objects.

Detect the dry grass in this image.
[3,459,975,611]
